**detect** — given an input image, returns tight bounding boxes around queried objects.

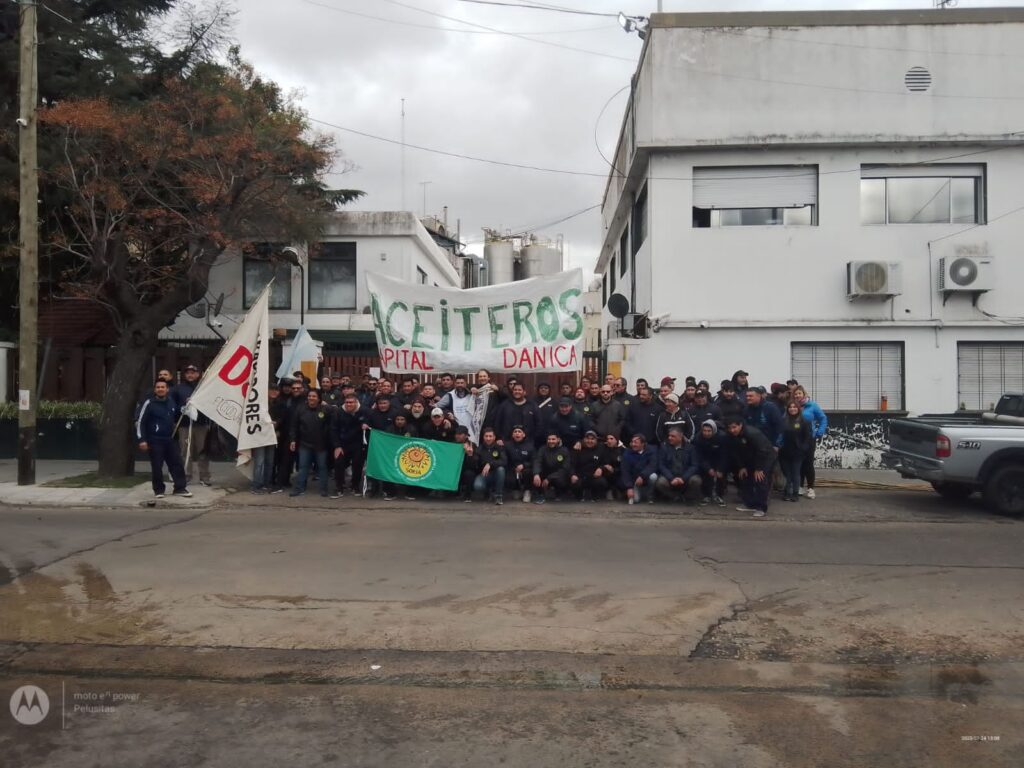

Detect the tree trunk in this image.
[96,324,161,478]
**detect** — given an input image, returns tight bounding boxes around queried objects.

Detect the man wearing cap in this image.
[731,370,751,400]
[533,383,555,441]
[689,389,722,428]
[331,393,369,497]
[655,426,702,505]
[655,393,694,444]
[504,425,535,502]
[550,396,591,450]
[420,407,456,442]
[171,364,212,486]
[531,432,575,503]
[573,430,608,502]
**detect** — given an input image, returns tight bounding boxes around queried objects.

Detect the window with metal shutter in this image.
[958,343,1024,411]
[791,342,903,411]
[693,166,818,209]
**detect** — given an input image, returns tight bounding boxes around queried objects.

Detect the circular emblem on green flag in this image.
[396,442,436,481]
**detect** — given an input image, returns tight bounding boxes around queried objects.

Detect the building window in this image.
[242,244,292,310]
[958,342,1024,411]
[609,256,616,293]
[791,342,904,411]
[631,184,647,259]
[692,165,817,228]
[309,242,357,310]
[860,164,985,225]
[417,267,428,285]
[618,226,629,278]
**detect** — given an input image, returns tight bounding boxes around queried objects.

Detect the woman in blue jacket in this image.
[793,386,828,499]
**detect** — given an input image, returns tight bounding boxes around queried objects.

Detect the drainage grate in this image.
[905,66,932,92]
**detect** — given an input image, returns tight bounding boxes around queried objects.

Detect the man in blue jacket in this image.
[655,427,702,504]
[621,434,658,505]
[136,379,191,499]
[171,364,212,486]
[743,387,785,448]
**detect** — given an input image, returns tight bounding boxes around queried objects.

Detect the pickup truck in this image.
[882,392,1024,515]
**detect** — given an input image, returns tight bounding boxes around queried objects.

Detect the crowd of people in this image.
[135,366,828,517]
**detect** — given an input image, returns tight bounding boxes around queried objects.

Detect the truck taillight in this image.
[935,435,952,458]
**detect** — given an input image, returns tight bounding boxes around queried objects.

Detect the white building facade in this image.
[162,211,462,354]
[599,8,1024,423]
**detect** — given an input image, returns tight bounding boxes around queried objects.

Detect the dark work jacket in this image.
[715,395,745,422]
[599,444,623,476]
[627,398,663,445]
[290,404,333,451]
[744,401,785,448]
[533,445,572,477]
[591,399,626,440]
[780,414,813,459]
[332,406,369,448]
[419,420,455,442]
[171,380,210,427]
[573,445,605,478]
[621,447,657,485]
[573,400,595,422]
[479,442,507,471]
[655,408,694,444]
[658,442,700,482]
[460,443,482,478]
[504,439,535,473]
[323,388,344,408]
[693,431,728,474]
[550,409,590,448]
[534,395,556,439]
[367,408,396,433]
[136,395,179,444]
[270,395,290,444]
[727,425,776,474]
[688,403,723,428]
[493,399,540,442]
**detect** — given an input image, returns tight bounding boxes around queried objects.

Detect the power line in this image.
[300,0,609,36]
[593,84,630,174]
[452,0,619,17]
[310,115,1024,183]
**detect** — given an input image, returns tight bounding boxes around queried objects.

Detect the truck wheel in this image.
[983,464,1024,516]
[930,482,974,500]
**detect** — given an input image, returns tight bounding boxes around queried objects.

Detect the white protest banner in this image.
[366,268,584,374]
[187,283,277,471]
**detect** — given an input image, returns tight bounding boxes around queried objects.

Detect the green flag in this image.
[365,429,465,491]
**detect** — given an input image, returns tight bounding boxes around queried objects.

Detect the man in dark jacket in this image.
[715,382,745,423]
[693,419,728,506]
[454,426,480,500]
[504,425,536,502]
[534,382,555,439]
[171,364,212,486]
[473,427,508,505]
[367,394,397,432]
[591,385,626,441]
[627,387,663,446]
[655,394,694,444]
[725,415,775,517]
[600,434,625,499]
[136,379,191,499]
[331,393,369,497]
[743,387,785,448]
[419,407,456,442]
[621,434,658,505]
[550,397,591,450]
[289,389,333,497]
[655,427,702,504]
[532,432,574,503]
[492,383,539,444]
[731,369,750,400]
[688,389,722,427]
[573,430,609,501]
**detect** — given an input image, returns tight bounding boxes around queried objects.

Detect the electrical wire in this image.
[300,0,610,36]
[452,0,619,17]
[928,201,1024,244]
[593,84,630,175]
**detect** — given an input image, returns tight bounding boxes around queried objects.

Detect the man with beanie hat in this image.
[573,430,608,502]
[655,393,694,444]
[693,419,728,506]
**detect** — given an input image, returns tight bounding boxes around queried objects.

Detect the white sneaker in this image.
[806,488,816,500]
[798,488,806,496]
[628,497,635,505]
[751,509,766,518]
[522,489,531,504]
[736,505,757,513]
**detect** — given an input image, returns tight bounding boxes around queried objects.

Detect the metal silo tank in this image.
[484,238,516,285]
[522,243,562,278]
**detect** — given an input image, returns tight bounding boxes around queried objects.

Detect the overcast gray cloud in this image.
[228,0,1021,272]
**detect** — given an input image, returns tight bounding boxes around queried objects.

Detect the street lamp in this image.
[280,246,305,326]
[618,11,648,39]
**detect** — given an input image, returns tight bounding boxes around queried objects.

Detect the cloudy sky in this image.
[228,0,1020,273]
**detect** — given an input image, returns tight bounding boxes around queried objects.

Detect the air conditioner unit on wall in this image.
[847,261,902,299]
[939,255,994,293]
[607,320,626,340]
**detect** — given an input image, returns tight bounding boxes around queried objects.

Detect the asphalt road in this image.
[1,488,1021,766]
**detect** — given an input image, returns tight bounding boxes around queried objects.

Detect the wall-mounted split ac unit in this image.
[939,255,994,294]
[847,261,902,299]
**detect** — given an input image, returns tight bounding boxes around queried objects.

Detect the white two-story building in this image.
[162,211,463,368]
[599,7,1024,421]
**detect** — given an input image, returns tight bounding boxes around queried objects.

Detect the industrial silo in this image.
[521,239,562,279]
[484,237,516,285]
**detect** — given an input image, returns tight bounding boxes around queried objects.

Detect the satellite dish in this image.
[948,257,979,286]
[185,301,207,319]
[212,292,225,317]
[607,293,630,319]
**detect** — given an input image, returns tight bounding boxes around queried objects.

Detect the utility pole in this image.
[17,0,38,485]
[419,181,432,218]
[400,98,406,211]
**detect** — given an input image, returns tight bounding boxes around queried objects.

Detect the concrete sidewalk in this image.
[0,459,234,509]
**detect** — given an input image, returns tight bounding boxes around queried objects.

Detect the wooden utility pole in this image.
[17,0,38,485]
